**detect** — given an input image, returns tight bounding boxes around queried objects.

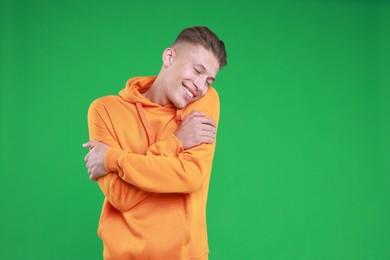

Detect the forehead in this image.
[174,43,220,75]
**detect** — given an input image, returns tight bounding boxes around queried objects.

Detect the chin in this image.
[172,94,191,109]
[175,103,186,109]
[172,98,188,109]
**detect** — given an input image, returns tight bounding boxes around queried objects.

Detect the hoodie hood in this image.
[118,76,182,147]
[119,76,161,106]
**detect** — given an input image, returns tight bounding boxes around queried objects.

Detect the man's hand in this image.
[83,141,109,181]
[175,111,216,150]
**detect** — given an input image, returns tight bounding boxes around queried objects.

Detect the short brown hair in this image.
[172,26,227,68]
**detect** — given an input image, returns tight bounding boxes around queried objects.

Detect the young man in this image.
[83,26,227,259]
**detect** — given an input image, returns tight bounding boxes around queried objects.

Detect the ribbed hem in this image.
[104,148,124,172]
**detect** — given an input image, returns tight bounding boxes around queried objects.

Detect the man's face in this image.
[163,44,220,109]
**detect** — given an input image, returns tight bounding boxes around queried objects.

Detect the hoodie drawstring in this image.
[136,102,155,147]
[175,109,183,125]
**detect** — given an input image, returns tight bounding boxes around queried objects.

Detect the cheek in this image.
[179,66,195,78]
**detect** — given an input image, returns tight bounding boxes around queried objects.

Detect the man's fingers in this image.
[86,160,91,169]
[200,117,216,127]
[90,171,95,180]
[203,136,215,144]
[201,130,216,140]
[200,123,216,133]
[190,116,215,126]
[83,141,106,181]
[176,111,217,150]
[198,136,215,144]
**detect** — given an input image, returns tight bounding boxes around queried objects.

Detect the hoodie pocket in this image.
[145,202,191,255]
[129,199,192,258]
[173,202,192,243]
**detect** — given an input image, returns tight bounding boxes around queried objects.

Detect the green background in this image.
[1,0,389,259]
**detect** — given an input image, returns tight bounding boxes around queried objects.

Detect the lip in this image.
[183,84,197,98]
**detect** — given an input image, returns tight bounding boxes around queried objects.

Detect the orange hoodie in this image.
[87,76,220,259]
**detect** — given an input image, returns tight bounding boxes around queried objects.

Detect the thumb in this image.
[190,110,205,117]
[82,141,96,148]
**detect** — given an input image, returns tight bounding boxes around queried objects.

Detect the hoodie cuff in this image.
[166,133,184,154]
[104,148,124,172]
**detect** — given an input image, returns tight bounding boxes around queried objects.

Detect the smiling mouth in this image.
[183,84,196,98]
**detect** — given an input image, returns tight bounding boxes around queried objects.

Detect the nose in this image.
[194,77,207,93]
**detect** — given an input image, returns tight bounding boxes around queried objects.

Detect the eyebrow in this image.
[195,64,215,82]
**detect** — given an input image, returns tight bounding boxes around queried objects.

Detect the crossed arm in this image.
[82,91,219,211]
[83,110,216,181]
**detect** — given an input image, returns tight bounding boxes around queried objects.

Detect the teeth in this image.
[185,87,194,98]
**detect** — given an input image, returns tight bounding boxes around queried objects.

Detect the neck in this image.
[142,75,169,106]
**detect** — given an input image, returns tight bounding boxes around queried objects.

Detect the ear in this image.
[162,48,175,67]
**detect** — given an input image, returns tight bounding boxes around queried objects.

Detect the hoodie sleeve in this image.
[104,88,220,193]
[88,99,151,211]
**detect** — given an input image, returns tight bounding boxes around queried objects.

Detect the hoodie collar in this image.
[120,76,171,107]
